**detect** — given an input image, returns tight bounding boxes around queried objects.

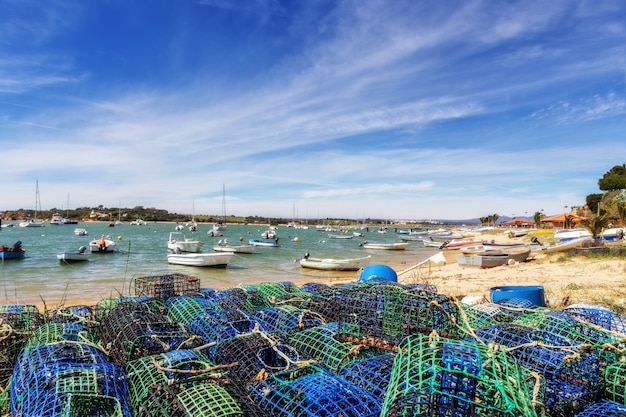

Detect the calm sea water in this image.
[0,222,435,308]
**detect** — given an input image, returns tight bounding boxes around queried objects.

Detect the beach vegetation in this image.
[598,164,626,191]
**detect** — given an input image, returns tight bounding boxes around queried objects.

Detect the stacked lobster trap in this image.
[2,271,626,416]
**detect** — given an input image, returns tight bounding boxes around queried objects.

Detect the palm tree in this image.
[579,211,612,242]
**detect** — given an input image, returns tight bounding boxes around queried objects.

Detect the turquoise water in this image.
[0,222,435,307]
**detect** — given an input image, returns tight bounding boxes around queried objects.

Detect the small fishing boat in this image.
[167,232,203,253]
[74,228,88,236]
[167,251,233,267]
[360,241,409,250]
[0,241,25,260]
[57,246,89,262]
[213,239,256,254]
[456,247,531,269]
[299,254,371,271]
[249,238,280,247]
[89,235,116,253]
[530,236,591,253]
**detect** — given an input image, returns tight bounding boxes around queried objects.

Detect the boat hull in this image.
[57,252,89,262]
[0,250,25,260]
[167,252,233,267]
[300,256,371,271]
[361,242,408,250]
[213,244,256,254]
[457,248,530,268]
[249,239,280,247]
[89,239,116,253]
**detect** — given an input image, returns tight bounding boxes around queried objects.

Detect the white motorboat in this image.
[530,236,592,253]
[360,241,409,250]
[57,246,89,262]
[213,239,255,254]
[89,235,116,253]
[167,251,233,267]
[553,228,592,242]
[261,226,277,239]
[167,232,203,253]
[299,254,371,271]
[249,239,280,247]
[74,228,88,236]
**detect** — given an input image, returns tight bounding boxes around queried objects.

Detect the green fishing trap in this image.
[288,322,384,373]
[250,305,325,336]
[380,333,539,417]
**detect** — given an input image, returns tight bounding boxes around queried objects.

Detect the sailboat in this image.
[115,202,123,225]
[19,180,45,227]
[215,184,227,231]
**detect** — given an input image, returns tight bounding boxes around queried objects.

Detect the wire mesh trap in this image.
[25,322,97,347]
[133,273,201,300]
[126,349,242,416]
[98,301,200,365]
[213,331,300,382]
[474,323,602,415]
[0,304,43,387]
[288,322,385,373]
[338,353,396,403]
[335,282,464,345]
[380,333,538,417]
[250,305,325,336]
[9,341,131,417]
[249,364,381,416]
[574,399,626,417]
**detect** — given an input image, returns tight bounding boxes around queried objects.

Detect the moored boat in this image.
[0,241,25,260]
[74,228,88,236]
[299,254,371,271]
[213,240,256,253]
[167,232,203,253]
[89,235,116,253]
[530,236,592,253]
[167,251,233,267]
[249,238,280,247]
[57,246,89,262]
[360,241,408,250]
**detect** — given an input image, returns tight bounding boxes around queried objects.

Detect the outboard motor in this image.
[78,246,87,254]
[303,252,310,260]
[13,241,22,249]
[530,236,542,246]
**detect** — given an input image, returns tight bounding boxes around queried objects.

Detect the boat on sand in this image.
[456,247,531,269]
[299,254,371,271]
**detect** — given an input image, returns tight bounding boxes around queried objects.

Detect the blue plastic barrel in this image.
[490,285,546,307]
[357,264,397,283]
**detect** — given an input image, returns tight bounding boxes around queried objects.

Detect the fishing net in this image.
[213,331,300,382]
[575,399,626,416]
[248,364,381,416]
[98,301,200,365]
[0,304,42,387]
[338,353,395,403]
[380,333,538,417]
[474,323,601,415]
[133,273,201,301]
[288,322,384,373]
[9,341,131,417]
[250,305,325,336]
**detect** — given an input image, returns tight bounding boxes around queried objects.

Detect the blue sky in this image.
[1,0,624,221]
